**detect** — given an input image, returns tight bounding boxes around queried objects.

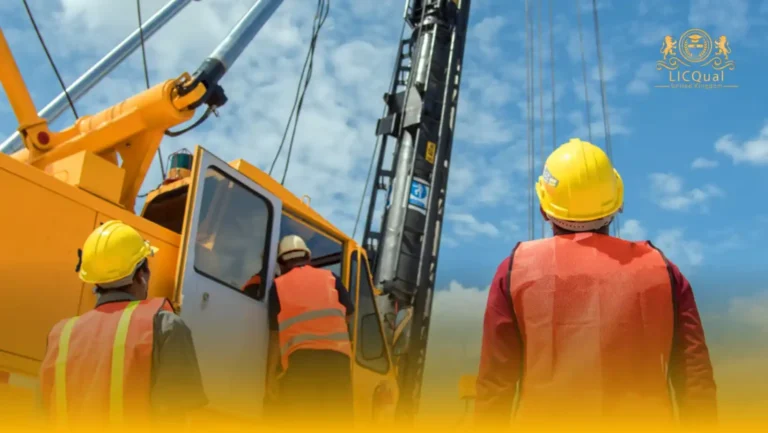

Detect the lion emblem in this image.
[660,35,677,59]
[715,35,731,59]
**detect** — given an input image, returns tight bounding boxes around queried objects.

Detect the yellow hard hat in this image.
[79,220,158,285]
[536,138,623,222]
[277,235,311,262]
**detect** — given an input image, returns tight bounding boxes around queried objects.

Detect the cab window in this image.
[279,213,343,277]
[356,259,390,374]
[193,167,273,301]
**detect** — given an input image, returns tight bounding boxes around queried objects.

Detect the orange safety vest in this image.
[274,266,352,370]
[241,273,261,292]
[39,297,174,427]
[508,233,675,423]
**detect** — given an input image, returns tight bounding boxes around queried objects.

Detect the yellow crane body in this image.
[0,26,398,428]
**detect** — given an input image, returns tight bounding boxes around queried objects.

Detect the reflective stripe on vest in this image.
[275,266,351,369]
[507,233,675,421]
[40,297,173,426]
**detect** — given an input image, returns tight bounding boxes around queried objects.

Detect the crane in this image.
[360,0,471,421]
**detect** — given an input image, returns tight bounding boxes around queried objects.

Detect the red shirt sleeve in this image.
[665,258,718,425]
[474,254,522,425]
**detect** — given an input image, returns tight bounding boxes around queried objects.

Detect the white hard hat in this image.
[278,235,311,262]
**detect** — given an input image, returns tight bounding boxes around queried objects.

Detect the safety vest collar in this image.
[95,290,138,308]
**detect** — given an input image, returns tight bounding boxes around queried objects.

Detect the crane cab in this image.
[0,144,397,427]
[139,145,400,424]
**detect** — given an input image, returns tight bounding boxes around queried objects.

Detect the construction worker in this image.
[265,234,355,426]
[38,221,208,428]
[474,139,717,430]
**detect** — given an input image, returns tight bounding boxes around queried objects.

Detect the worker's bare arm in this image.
[475,256,522,426]
[150,311,208,415]
[666,260,718,426]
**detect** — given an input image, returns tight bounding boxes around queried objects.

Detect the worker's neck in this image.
[552,227,611,236]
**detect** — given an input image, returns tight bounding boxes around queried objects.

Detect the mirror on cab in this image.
[391,308,412,356]
[361,313,385,360]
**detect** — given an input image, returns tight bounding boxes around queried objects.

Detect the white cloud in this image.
[619,219,647,240]
[691,157,719,169]
[714,122,768,165]
[728,290,768,331]
[649,173,724,212]
[626,62,657,95]
[689,0,750,40]
[470,16,506,59]
[653,228,704,267]
[446,213,500,239]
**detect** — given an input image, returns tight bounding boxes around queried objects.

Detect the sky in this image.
[2,0,768,420]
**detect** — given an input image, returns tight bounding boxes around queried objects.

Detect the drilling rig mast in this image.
[362,0,472,421]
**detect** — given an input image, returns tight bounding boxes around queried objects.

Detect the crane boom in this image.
[362,0,471,421]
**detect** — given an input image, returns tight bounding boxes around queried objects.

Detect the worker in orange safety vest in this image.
[38,221,208,428]
[474,139,717,430]
[265,234,355,426]
[241,252,280,299]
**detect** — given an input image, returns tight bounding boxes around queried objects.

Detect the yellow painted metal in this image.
[49,151,126,204]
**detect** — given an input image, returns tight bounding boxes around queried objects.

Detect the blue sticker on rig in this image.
[408,178,430,215]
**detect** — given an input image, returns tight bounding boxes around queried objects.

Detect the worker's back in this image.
[509,232,674,423]
[39,297,173,427]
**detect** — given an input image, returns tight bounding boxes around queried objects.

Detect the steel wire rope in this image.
[574,0,592,143]
[352,18,409,240]
[268,0,330,186]
[537,0,545,239]
[22,0,78,119]
[137,0,166,180]
[525,0,534,241]
[590,0,618,238]
[548,0,556,152]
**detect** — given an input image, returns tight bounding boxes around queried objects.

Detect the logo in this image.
[542,167,559,188]
[407,178,430,215]
[655,28,736,90]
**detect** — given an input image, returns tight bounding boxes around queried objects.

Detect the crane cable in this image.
[537,0,545,239]
[548,0,556,153]
[590,0,619,238]
[21,0,78,120]
[268,0,330,186]
[525,0,534,241]
[136,0,166,180]
[575,0,593,143]
[530,0,615,239]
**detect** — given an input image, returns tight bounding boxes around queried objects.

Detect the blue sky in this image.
[2,0,768,406]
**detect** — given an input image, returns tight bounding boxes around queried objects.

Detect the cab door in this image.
[351,249,398,425]
[176,146,281,420]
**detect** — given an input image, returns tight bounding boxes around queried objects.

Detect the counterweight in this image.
[361,0,471,421]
